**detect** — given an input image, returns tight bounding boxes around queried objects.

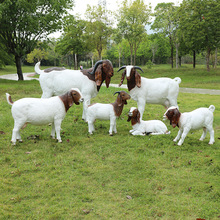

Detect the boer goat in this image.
[163,105,215,145]
[35,60,114,121]
[118,65,181,119]
[86,91,130,135]
[128,107,170,136]
[6,89,83,145]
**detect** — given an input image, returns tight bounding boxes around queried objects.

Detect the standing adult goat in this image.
[117,65,181,119]
[35,60,114,121]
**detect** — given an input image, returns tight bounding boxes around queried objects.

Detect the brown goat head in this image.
[127,107,141,125]
[164,107,181,128]
[60,89,83,112]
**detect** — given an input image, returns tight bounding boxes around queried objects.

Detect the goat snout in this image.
[128,111,133,117]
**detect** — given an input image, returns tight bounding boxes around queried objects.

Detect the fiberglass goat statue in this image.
[86,91,130,135]
[117,65,181,119]
[163,105,215,146]
[128,107,170,136]
[35,60,114,121]
[6,89,83,145]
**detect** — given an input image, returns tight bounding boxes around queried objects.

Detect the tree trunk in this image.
[214,47,217,68]
[130,47,133,65]
[74,53,77,70]
[179,56,181,67]
[169,36,173,68]
[15,56,23,81]
[175,43,179,69]
[193,50,196,68]
[206,47,211,72]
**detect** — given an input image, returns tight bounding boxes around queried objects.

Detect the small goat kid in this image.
[86,91,130,135]
[163,106,215,145]
[35,60,114,121]
[128,107,170,136]
[6,89,83,145]
[118,65,181,119]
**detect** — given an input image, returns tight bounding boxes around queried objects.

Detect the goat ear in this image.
[137,110,141,123]
[119,71,126,87]
[171,108,180,128]
[68,91,74,107]
[95,66,102,86]
[127,115,131,122]
[135,72,141,88]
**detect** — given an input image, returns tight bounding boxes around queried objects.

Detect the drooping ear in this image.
[119,71,126,87]
[136,110,141,123]
[95,65,102,86]
[135,72,141,88]
[67,91,74,108]
[127,115,132,122]
[171,108,180,128]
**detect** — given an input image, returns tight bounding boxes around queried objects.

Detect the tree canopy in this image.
[0,0,73,80]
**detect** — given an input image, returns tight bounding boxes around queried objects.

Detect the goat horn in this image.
[113,91,120,96]
[88,60,103,74]
[117,66,126,72]
[134,66,144,73]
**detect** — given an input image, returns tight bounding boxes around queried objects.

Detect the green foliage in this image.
[117,0,151,65]
[85,5,113,59]
[0,0,73,79]
[26,48,48,64]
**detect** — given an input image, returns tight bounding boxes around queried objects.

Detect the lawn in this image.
[0,65,219,219]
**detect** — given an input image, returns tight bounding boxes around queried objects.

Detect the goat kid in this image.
[6,89,83,145]
[35,60,114,121]
[128,107,170,136]
[86,91,130,135]
[118,65,181,119]
[163,105,215,145]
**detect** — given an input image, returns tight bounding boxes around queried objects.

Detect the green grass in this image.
[0,67,219,219]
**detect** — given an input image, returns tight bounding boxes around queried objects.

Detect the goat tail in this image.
[174,77,181,85]
[6,93,14,106]
[209,105,215,113]
[34,61,43,75]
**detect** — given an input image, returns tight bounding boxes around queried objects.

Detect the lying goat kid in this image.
[86,91,130,135]
[128,107,170,136]
[163,106,215,145]
[6,89,83,145]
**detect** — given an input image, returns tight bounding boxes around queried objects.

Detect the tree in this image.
[0,0,73,80]
[85,5,112,60]
[117,0,151,65]
[151,3,178,68]
[56,16,88,69]
[178,0,220,71]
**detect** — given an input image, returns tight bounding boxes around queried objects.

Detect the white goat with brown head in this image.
[128,107,170,136]
[118,66,181,119]
[35,60,114,121]
[86,91,131,135]
[6,89,83,145]
[163,105,215,145]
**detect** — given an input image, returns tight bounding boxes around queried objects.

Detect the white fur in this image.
[130,77,181,118]
[86,91,130,135]
[128,107,170,136]
[35,62,107,121]
[87,103,117,135]
[164,105,215,145]
[6,89,83,145]
[121,66,181,119]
